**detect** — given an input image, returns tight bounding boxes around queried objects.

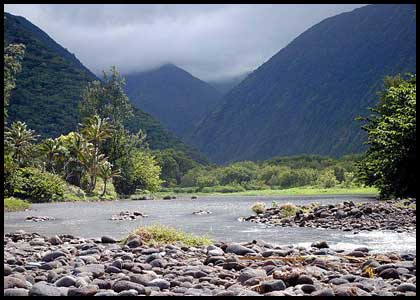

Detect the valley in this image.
[3,4,416,297]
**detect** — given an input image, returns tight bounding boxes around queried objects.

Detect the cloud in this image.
[4,4,366,81]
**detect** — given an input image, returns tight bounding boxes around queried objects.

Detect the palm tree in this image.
[97,159,121,198]
[80,115,113,191]
[4,121,38,166]
[40,138,67,174]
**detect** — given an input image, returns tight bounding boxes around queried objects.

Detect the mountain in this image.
[4,12,207,163]
[191,4,416,164]
[208,72,250,95]
[5,12,97,137]
[123,64,223,139]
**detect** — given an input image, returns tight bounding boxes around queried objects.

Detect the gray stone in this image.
[130,273,157,286]
[127,238,142,248]
[311,288,335,296]
[49,235,62,245]
[378,268,400,279]
[347,251,367,257]
[42,250,66,262]
[260,280,286,293]
[4,276,28,289]
[118,289,139,296]
[29,282,61,296]
[311,241,329,249]
[225,243,256,255]
[75,264,105,278]
[101,236,117,243]
[300,284,316,294]
[94,290,119,296]
[105,265,121,273]
[184,270,208,278]
[4,264,12,276]
[54,275,77,287]
[68,285,99,296]
[150,258,166,268]
[149,278,171,290]
[354,247,369,253]
[92,279,112,290]
[396,283,416,292]
[207,245,224,256]
[329,277,349,285]
[4,288,29,296]
[297,275,314,285]
[238,267,267,284]
[112,280,145,294]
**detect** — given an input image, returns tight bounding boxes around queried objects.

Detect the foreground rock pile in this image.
[245,199,416,233]
[3,231,416,296]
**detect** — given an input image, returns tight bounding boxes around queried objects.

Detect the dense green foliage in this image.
[192,4,416,163]
[153,148,199,187]
[357,74,416,198]
[170,154,361,192]
[6,167,65,203]
[4,43,25,118]
[124,64,222,139]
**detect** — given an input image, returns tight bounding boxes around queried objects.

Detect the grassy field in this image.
[152,186,378,198]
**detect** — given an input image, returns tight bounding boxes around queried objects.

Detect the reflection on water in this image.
[4,195,416,253]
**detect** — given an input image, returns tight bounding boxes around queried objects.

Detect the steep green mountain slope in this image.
[124,64,223,139]
[5,12,96,137]
[191,4,416,164]
[4,12,207,163]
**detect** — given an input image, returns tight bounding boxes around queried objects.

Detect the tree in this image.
[4,121,38,167]
[97,160,121,198]
[80,115,113,191]
[4,43,25,118]
[80,66,133,126]
[131,150,163,193]
[40,138,67,174]
[357,74,416,198]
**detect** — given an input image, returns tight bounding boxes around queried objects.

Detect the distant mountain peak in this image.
[124,63,223,140]
[191,4,416,163]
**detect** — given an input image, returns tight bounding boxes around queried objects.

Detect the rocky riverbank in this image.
[4,231,416,296]
[244,199,416,233]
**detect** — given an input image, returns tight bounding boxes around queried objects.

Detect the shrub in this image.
[125,224,212,247]
[8,167,65,203]
[243,179,269,190]
[251,202,266,214]
[317,169,338,188]
[279,202,297,218]
[62,184,86,201]
[4,197,30,212]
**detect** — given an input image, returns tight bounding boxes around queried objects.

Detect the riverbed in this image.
[4,195,416,254]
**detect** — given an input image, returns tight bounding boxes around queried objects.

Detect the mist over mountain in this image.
[208,72,250,95]
[4,12,206,162]
[191,4,416,164]
[124,64,223,139]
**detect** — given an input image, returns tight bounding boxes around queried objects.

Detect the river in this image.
[4,194,416,254]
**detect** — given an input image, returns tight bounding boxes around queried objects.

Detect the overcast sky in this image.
[4,4,366,81]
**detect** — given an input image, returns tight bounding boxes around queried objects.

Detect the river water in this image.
[4,195,416,254]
